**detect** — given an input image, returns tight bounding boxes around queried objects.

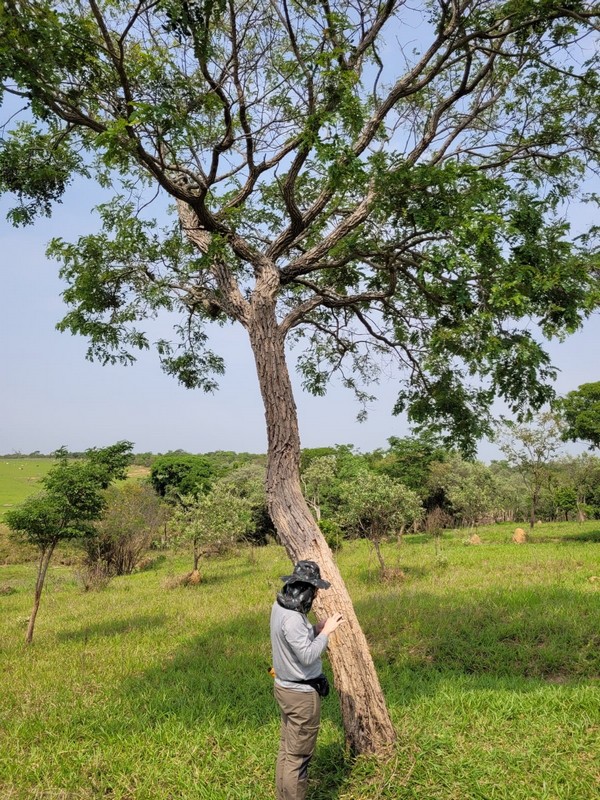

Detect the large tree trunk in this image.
[177,199,395,753]
[248,298,396,755]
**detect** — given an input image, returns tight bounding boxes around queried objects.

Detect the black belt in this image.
[289,674,329,697]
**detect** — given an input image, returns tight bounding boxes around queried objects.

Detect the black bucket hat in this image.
[280,560,331,589]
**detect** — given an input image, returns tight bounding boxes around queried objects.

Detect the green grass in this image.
[0,458,54,516]
[0,460,151,520]
[0,460,152,564]
[1,524,599,799]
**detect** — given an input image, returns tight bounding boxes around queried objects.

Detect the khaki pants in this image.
[274,684,321,800]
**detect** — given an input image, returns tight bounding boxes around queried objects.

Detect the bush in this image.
[318,518,343,551]
[84,482,170,577]
[74,562,112,592]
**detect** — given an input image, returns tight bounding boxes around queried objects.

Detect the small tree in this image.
[495,412,565,528]
[553,486,578,522]
[5,442,132,642]
[172,481,253,581]
[554,453,600,521]
[488,460,530,522]
[301,455,337,523]
[428,454,496,529]
[218,461,275,545]
[339,471,423,576]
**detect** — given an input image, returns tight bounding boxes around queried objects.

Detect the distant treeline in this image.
[5,434,600,528]
[0,450,266,469]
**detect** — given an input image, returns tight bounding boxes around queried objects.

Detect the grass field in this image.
[0,459,152,564]
[0,459,151,521]
[1,523,599,799]
[0,458,55,516]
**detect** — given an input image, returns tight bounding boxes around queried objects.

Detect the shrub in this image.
[318,518,343,551]
[84,482,170,577]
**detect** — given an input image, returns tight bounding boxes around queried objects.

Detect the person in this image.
[270,560,344,800]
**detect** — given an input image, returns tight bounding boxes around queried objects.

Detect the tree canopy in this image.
[6,442,134,548]
[1,0,599,453]
[560,381,600,450]
[150,453,214,498]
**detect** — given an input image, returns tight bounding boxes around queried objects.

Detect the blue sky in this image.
[1,179,598,461]
[1,9,598,462]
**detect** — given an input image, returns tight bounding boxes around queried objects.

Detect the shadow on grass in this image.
[84,579,599,796]
[110,608,351,799]
[310,742,349,800]
[558,528,600,543]
[356,584,600,689]
[58,613,168,641]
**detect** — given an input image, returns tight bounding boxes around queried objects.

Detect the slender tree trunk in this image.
[26,541,56,644]
[372,538,387,576]
[248,299,396,755]
[530,486,539,529]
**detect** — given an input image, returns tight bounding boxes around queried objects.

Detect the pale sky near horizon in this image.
[1,179,598,463]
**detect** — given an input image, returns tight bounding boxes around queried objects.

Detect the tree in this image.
[218,461,275,544]
[560,382,600,450]
[370,433,450,507]
[301,454,337,522]
[488,460,529,522]
[555,453,600,520]
[553,485,578,521]
[150,453,214,499]
[339,470,423,574]
[172,481,253,580]
[428,454,496,527]
[4,442,132,643]
[495,412,565,528]
[2,0,600,752]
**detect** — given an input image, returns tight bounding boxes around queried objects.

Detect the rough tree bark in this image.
[247,292,396,755]
[178,197,396,753]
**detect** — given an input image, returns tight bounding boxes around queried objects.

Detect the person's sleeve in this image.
[282,616,328,666]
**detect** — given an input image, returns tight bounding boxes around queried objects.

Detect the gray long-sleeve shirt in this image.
[270,600,329,692]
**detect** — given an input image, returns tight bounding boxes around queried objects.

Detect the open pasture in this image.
[0,459,151,519]
[0,524,599,799]
[0,458,54,517]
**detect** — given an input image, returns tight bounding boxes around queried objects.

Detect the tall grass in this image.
[1,523,599,799]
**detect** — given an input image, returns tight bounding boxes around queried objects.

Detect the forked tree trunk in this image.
[26,541,56,644]
[371,538,387,577]
[248,299,396,755]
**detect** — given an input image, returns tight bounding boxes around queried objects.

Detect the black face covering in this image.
[277,581,317,614]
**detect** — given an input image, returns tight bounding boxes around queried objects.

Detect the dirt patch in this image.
[381,567,406,582]
[163,570,202,589]
[127,466,151,479]
[544,674,570,685]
